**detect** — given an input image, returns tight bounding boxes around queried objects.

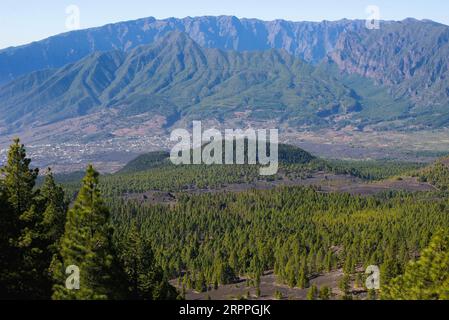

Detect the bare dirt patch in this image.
[171,270,346,301]
[126,173,435,205]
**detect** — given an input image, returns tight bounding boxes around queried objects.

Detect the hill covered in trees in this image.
[2,139,449,300]
[418,157,449,190]
[119,143,315,174]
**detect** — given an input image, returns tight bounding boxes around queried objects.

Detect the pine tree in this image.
[51,165,123,300]
[196,272,206,293]
[296,264,309,289]
[118,222,177,300]
[219,262,237,285]
[17,170,68,299]
[355,273,363,289]
[367,289,377,300]
[343,254,355,274]
[0,139,39,298]
[319,286,331,300]
[339,274,352,299]
[37,169,67,251]
[382,230,449,300]
[274,290,283,300]
[324,252,333,272]
[380,252,402,288]
[0,178,15,298]
[1,138,38,215]
[286,259,296,288]
[307,284,318,300]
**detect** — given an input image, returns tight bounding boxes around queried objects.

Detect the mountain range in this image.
[0,16,366,84]
[1,16,449,145]
[0,31,411,134]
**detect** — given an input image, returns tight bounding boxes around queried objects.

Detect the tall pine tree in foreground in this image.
[382,230,449,300]
[35,169,67,255]
[0,175,15,298]
[52,165,123,300]
[0,138,42,298]
[1,138,38,215]
[17,169,68,298]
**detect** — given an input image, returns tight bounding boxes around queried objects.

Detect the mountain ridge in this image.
[3,31,387,134]
[0,16,368,84]
[330,18,449,121]
[1,16,449,143]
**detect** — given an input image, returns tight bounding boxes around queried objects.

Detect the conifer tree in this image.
[307,284,318,300]
[355,273,363,289]
[1,138,38,215]
[339,274,352,299]
[319,286,331,300]
[16,170,68,299]
[380,252,402,288]
[0,178,15,298]
[0,139,39,298]
[117,222,177,300]
[51,165,122,300]
[367,289,377,300]
[296,264,309,289]
[37,169,67,250]
[382,230,449,300]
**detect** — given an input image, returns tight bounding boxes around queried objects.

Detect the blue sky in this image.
[1,0,448,49]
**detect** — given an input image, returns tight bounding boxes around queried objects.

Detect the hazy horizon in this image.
[1,0,449,49]
[2,15,447,51]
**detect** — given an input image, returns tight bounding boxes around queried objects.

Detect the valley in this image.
[41,143,446,300]
[2,8,449,303]
[2,17,449,174]
[94,145,449,300]
[3,132,449,300]
[2,126,449,173]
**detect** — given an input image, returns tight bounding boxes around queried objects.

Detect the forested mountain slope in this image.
[0,16,365,84]
[0,32,410,134]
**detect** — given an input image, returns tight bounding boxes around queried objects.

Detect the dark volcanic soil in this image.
[126,173,436,205]
[171,270,353,300]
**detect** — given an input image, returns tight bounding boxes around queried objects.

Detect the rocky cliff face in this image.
[329,19,449,114]
[0,16,365,84]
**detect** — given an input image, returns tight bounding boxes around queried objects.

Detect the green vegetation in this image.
[118,151,171,174]
[274,290,283,300]
[51,165,125,300]
[319,286,331,300]
[306,284,318,300]
[3,17,449,132]
[0,140,177,300]
[108,187,449,294]
[382,231,449,300]
[0,139,61,299]
[418,159,449,190]
[2,139,449,300]
[320,159,425,181]
[59,147,425,202]
[61,143,317,197]
[0,31,415,135]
